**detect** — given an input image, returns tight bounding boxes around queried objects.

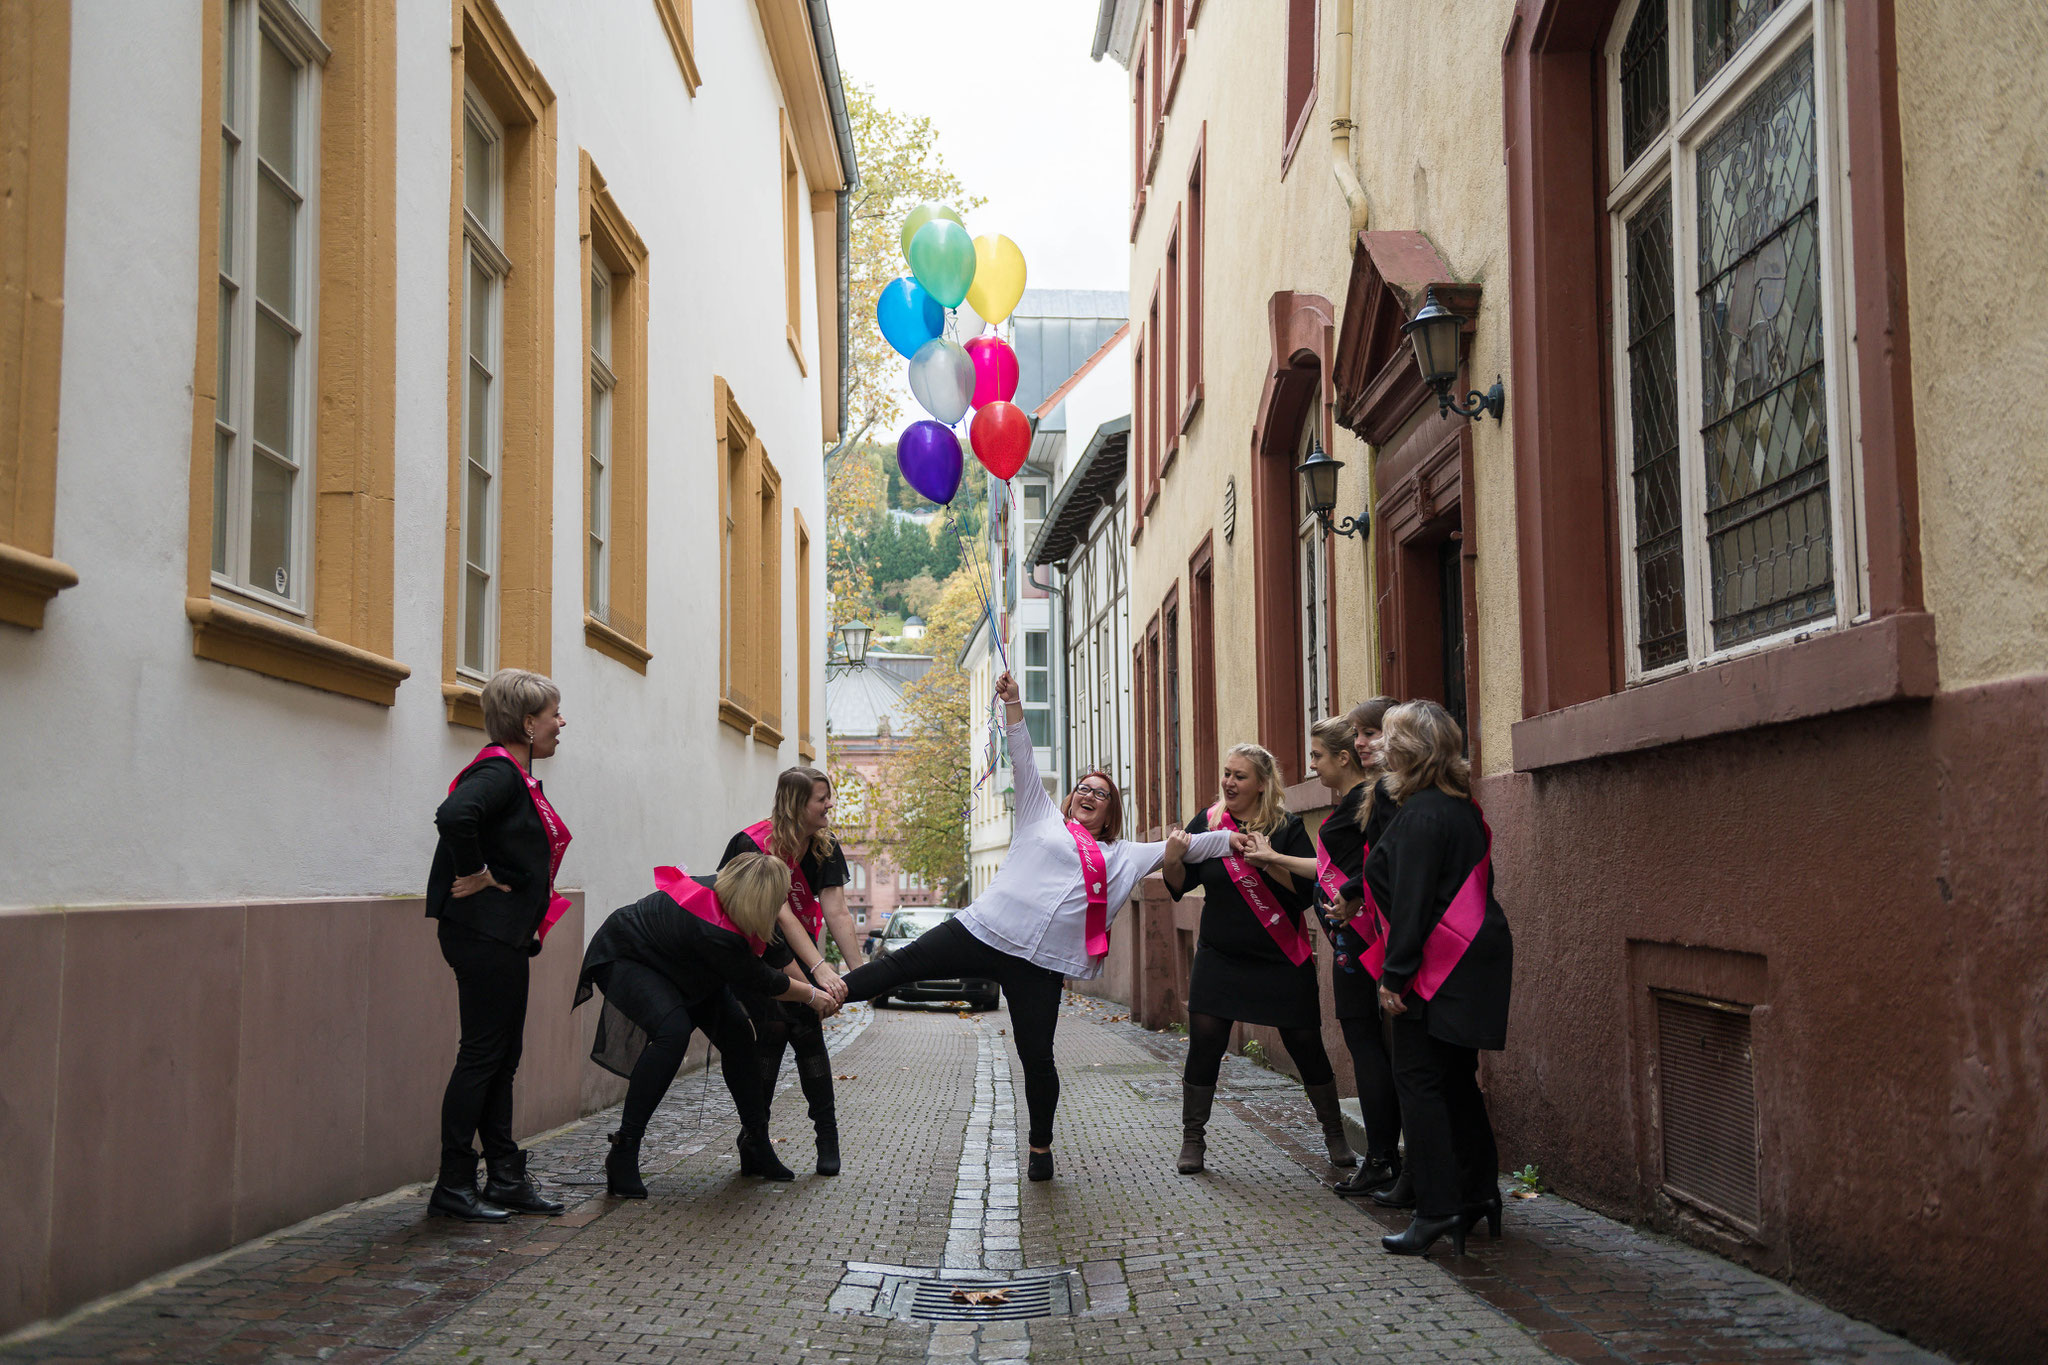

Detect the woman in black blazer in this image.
[1365,700,1513,1257]
[425,669,573,1222]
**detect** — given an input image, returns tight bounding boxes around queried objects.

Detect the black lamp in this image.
[1293,435,1368,540]
[1401,285,1505,422]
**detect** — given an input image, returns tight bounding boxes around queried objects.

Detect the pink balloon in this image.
[965,335,1020,410]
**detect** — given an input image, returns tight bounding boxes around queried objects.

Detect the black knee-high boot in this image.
[797,1051,840,1175]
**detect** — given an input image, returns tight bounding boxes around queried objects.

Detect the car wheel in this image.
[873,994,891,1010]
[976,990,1000,1012]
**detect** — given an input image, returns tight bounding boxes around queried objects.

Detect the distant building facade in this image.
[827,650,943,936]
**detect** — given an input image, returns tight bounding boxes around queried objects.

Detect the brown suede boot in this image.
[1305,1081,1358,1167]
[1177,1084,1216,1174]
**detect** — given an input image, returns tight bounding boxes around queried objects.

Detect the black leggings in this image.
[1388,1008,1499,1218]
[735,988,835,1132]
[437,925,529,1184]
[841,918,1065,1147]
[591,964,767,1141]
[1183,1011,1335,1088]
[1339,1009,1404,1164]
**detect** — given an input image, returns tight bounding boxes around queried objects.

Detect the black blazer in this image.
[427,755,555,950]
[1364,788,1513,1051]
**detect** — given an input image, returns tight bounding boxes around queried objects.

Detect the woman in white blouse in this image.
[840,670,1245,1181]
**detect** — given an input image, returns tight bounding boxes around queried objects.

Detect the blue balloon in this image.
[877,277,945,359]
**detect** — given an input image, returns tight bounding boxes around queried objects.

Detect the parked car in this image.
[865,909,1000,1012]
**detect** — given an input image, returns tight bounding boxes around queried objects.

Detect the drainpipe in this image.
[1330,0,1370,234]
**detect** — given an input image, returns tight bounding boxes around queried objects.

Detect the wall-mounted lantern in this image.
[827,619,872,678]
[1294,436,1369,541]
[1401,285,1505,423]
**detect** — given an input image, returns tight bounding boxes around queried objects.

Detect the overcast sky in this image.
[829,0,1130,296]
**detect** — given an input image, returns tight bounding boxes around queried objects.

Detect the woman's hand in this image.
[1378,983,1407,1016]
[813,962,848,1004]
[1228,831,1256,857]
[1326,896,1360,926]
[1162,826,1191,865]
[1240,830,1275,866]
[450,868,512,899]
[808,986,839,1018]
[994,671,1019,705]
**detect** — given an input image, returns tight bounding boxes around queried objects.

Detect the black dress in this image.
[575,877,794,1078]
[1174,809,1321,1029]
[1318,778,1397,1019]
[1363,790,1513,1050]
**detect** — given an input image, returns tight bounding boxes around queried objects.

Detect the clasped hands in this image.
[805,961,849,1017]
[1161,827,1257,862]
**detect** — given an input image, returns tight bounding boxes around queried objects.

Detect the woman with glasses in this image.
[841,671,1248,1181]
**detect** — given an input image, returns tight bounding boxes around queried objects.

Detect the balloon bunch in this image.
[878,201,1031,505]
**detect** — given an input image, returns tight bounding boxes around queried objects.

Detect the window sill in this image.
[1510,612,1939,772]
[1146,120,1165,185]
[0,543,80,629]
[442,681,485,729]
[753,718,786,747]
[1160,437,1180,479]
[1164,42,1186,114]
[1281,776,1337,817]
[786,325,808,377]
[1129,188,1147,244]
[798,738,816,762]
[1179,383,1204,436]
[584,613,651,671]
[652,0,700,93]
[719,697,757,736]
[187,597,411,705]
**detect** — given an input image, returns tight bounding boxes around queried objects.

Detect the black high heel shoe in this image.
[1380,1213,1466,1257]
[1458,1195,1504,1240]
[1027,1149,1054,1182]
[737,1128,795,1181]
[1332,1157,1399,1198]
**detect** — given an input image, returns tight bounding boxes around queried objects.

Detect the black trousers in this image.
[591,961,768,1141]
[1388,1007,1499,1218]
[1339,1002,1404,1164]
[1183,1012,1335,1087]
[735,988,835,1135]
[841,919,1065,1147]
[436,924,529,1183]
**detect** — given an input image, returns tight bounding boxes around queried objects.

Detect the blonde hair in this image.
[1213,743,1286,835]
[480,668,561,748]
[715,853,792,942]
[771,767,838,866]
[1380,700,1472,803]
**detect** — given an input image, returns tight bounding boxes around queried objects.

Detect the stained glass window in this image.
[1694,44,1831,647]
[1695,0,1786,87]
[1626,186,1687,670]
[1620,0,1669,167]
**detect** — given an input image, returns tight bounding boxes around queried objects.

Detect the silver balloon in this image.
[950,299,988,341]
[908,338,976,426]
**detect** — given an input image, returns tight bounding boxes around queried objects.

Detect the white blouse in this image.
[956,721,1234,979]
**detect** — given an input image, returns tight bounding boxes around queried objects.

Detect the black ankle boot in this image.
[1027,1149,1054,1182]
[739,1128,794,1181]
[605,1131,647,1199]
[425,1162,509,1227]
[1458,1194,1504,1240]
[1368,1169,1416,1209]
[1381,1213,1466,1257]
[1333,1154,1399,1198]
[484,1150,565,1215]
[815,1122,841,1176]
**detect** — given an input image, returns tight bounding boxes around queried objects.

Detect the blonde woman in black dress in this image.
[1164,743,1356,1174]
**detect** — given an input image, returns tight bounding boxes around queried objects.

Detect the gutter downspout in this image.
[807,0,858,439]
[1331,0,1370,234]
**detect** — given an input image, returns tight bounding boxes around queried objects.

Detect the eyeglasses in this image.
[1073,785,1114,801]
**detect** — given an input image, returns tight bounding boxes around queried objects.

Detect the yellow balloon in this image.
[965,234,1028,326]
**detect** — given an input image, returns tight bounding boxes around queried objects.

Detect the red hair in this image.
[1060,768,1126,842]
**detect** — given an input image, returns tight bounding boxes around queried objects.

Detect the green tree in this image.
[878,554,988,895]
[827,444,885,625]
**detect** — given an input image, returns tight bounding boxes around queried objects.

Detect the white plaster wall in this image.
[0,0,830,931]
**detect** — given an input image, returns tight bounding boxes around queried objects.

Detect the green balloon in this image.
[900,201,964,262]
[908,220,978,309]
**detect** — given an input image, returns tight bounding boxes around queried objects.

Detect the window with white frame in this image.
[213,0,326,611]
[459,91,508,677]
[588,264,614,622]
[1024,629,1051,747]
[1294,402,1330,765]
[1609,0,1859,680]
[1021,482,1048,564]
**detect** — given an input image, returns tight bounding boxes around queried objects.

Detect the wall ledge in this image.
[583,614,651,671]
[1511,612,1939,771]
[0,544,79,629]
[188,597,410,705]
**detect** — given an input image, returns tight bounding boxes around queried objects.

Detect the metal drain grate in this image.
[904,1276,1063,1322]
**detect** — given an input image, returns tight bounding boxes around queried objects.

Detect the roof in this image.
[825,650,932,738]
[1033,323,1129,421]
[903,614,925,626]
[1027,417,1129,568]
[1011,290,1129,415]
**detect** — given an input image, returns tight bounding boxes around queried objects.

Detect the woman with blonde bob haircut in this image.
[1164,742,1343,1173]
[718,766,862,1177]
[1363,700,1513,1257]
[574,853,836,1199]
[424,668,574,1222]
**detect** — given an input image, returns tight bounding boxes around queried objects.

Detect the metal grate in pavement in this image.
[904,1275,1063,1322]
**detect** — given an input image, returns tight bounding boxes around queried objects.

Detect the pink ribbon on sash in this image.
[652,864,768,956]
[1314,829,1385,970]
[1210,807,1312,967]
[1374,808,1493,1000]
[743,818,825,942]
[1067,821,1111,960]
[451,745,573,945]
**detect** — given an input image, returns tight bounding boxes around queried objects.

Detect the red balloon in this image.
[964,335,1020,409]
[970,401,1031,480]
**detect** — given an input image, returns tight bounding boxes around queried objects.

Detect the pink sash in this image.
[451,745,573,945]
[652,864,768,956]
[1210,807,1311,967]
[1371,808,1493,999]
[1315,830,1384,967]
[743,818,825,942]
[1066,821,1111,959]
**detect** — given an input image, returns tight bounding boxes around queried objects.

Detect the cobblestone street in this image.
[1,1001,1947,1365]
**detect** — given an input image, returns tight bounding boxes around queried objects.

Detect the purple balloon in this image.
[897,420,964,506]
